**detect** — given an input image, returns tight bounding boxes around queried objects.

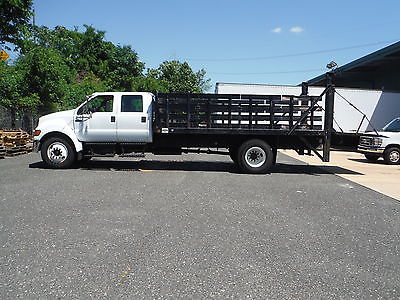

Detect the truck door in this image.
[116,94,152,143]
[74,95,117,142]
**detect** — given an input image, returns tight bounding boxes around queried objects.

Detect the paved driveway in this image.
[282,150,400,200]
[1,153,399,298]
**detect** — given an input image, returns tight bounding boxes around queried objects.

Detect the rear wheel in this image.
[237,139,274,174]
[364,154,379,162]
[384,147,400,165]
[41,136,76,169]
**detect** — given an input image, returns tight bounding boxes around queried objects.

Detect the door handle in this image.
[141,116,146,123]
[111,116,116,122]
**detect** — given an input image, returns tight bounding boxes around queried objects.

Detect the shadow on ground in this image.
[29,159,363,175]
[348,158,387,165]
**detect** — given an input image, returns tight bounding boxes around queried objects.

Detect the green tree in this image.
[104,44,144,90]
[0,62,40,127]
[0,0,33,48]
[28,25,145,91]
[131,75,168,93]
[0,24,212,129]
[63,75,107,109]
[150,60,211,93]
[15,45,73,113]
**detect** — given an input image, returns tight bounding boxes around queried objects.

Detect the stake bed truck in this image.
[33,86,334,173]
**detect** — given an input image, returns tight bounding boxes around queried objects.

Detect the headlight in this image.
[372,137,382,146]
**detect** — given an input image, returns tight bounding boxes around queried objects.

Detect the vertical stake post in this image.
[323,72,335,162]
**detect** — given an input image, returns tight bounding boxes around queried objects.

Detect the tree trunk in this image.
[10,108,16,129]
[22,113,32,133]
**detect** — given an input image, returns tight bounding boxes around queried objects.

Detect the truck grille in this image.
[359,137,373,146]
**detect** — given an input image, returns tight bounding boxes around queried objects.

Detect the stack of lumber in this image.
[0,129,33,157]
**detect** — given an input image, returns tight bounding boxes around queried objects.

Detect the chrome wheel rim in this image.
[389,150,400,163]
[47,142,68,164]
[245,147,266,168]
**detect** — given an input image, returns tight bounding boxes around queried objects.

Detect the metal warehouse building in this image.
[307,41,400,92]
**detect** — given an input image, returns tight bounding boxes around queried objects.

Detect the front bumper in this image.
[357,146,384,154]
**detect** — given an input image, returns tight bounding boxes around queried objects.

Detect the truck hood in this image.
[362,131,398,138]
[38,109,75,125]
[377,131,400,138]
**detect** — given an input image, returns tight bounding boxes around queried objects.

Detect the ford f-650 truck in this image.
[33,85,335,173]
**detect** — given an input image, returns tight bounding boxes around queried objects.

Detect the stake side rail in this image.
[154,93,325,136]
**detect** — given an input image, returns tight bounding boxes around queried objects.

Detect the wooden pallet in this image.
[5,151,28,157]
[0,129,33,158]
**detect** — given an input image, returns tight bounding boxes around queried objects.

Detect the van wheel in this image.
[384,147,400,165]
[364,154,379,162]
[238,139,273,174]
[41,136,76,169]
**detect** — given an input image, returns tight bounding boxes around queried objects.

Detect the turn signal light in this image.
[33,130,41,136]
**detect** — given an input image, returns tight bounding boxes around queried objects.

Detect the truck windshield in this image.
[382,118,400,132]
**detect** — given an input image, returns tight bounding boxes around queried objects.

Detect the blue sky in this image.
[32,0,399,91]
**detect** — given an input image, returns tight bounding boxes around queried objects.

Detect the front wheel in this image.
[41,136,76,169]
[237,139,274,174]
[384,147,400,165]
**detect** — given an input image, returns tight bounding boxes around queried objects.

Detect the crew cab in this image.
[358,117,400,164]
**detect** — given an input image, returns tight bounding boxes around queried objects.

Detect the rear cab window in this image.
[121,95,143,112]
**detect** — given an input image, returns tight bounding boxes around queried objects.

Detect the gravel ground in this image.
[0,152,399,299]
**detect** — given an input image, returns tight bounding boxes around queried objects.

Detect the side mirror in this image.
[75,109,92,122]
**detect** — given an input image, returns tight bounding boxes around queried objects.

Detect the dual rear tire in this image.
[231,139,275,174]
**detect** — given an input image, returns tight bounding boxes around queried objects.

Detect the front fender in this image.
[34,120,83,152]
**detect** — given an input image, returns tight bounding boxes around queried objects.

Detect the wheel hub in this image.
[389,150,400,163]
[47,142,68,164]
[245,147,266,168]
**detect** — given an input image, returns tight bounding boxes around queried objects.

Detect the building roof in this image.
[307,41,400,90]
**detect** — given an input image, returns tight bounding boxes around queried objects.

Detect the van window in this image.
[121,95,143,112]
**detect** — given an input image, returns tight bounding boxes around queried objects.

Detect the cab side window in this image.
[121,95,143,112]
[78,95,113,114]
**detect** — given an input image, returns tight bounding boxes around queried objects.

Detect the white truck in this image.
[358,117,400,164]
[33,86,336,173]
